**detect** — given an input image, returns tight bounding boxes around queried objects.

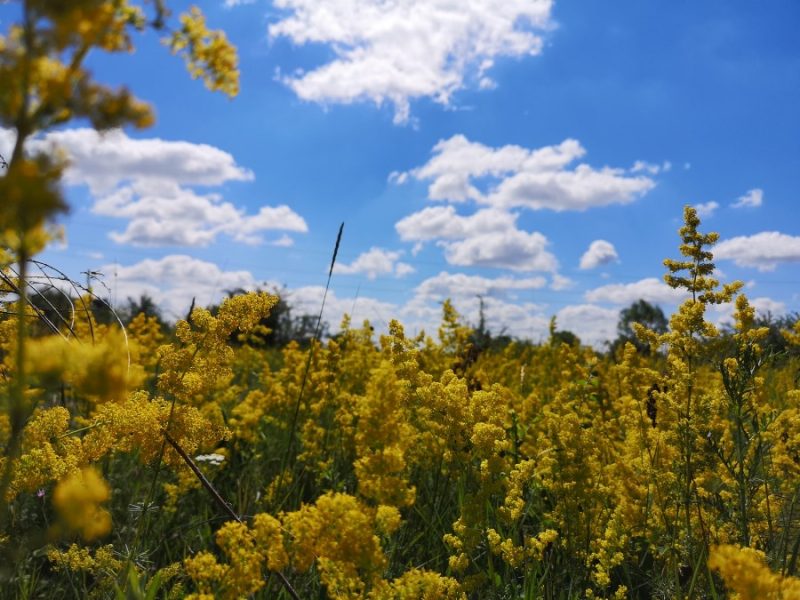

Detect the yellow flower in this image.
[52,467,111,540]
[709,544,800,599]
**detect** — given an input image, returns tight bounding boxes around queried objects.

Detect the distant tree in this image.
[27,286,73,336]
[612,299,669,355]
[126,294,161,319]
[121,294,166,328]
[549,316,581,347]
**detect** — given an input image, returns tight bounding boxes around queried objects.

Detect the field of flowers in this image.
[2,206,800,599]
[2,2,800,598]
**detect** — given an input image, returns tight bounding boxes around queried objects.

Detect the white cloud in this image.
[398,271,551,339]
[443,228,558,272]
[269,0,554,123]
[731,188,763,209]
[715,231,800,271]
[556,304,620,348]
[92,181,307,247]
[413,271,546,302]
[694,201,719,218]
[395,206,516,241]
[283,285,399,331]
[102,254,631,348]
[2,127,309,248]
[104,254,399,331]
[579,240,618,270]
[394,135,655,211]
[270,234,295,247]
[105,255,258,318]
[550,273,574,290]
[631,160,671,175]
[584,277,688,305]
[28,128,252,194]
[334,247,414,279]
[224,0,254,6]
[396,204,557,272]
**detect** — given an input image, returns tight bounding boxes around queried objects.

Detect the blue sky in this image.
[2,0,799,345]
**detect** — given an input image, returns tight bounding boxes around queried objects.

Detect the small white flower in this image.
[194,453,225,466]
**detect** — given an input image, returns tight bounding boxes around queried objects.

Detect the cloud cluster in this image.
[579,240,618,270]
[396,205,558,272]
[584,277,688,305]
[393,136,655,276]
[393,135,655,210]
[715,231,800,271]
[2,127,309,247]
[396,206,516,241]
[413,271,547,301]
[334,247,414,279]
[269,0,554,123]
[93,181,307,247]
[104,255,258,318]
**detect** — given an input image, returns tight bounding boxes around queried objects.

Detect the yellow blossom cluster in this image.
[52,467,111,540]
[4,207,800,599]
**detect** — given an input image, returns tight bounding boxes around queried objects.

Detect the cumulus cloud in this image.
[731,188,763,209]
[579,240,618,270]
[282,285,399,330]
[584,277,688,305]
[693,201,719,218]
[555,304,620,348]
[413,271,546,302]
[443,229,558,272]
[398,271,551,341]
[393,135,655,211]
[395,206,516,241]
[714,231,800,271]
[396,204,557,272]
[334,247,414,279]
[28,128,252,194]
[93,182,307,247]
[269,0,554,123]
[105,255,259,318]
[0,127,309,247]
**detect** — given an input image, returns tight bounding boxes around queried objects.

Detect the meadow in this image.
[2,2,800,598]
[2,206,800,599]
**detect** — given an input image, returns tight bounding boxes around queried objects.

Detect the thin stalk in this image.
[274,223,343,508]
[163,432,300,600]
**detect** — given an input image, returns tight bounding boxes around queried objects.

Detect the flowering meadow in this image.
[1,205,800,599]
[2,2,800,599]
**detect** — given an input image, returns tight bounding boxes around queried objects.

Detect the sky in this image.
[2,0,799,346]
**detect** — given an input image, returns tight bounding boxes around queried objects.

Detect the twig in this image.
[163,431,301,600]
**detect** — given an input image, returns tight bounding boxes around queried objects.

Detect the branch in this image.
[162,431,301,600]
